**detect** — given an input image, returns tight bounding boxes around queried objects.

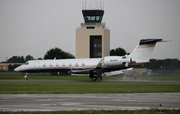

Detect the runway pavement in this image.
[0,93,180,111]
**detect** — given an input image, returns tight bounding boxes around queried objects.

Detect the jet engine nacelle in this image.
[103,56,132,66]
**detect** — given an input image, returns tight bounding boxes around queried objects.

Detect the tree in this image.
[110,47,126,56]
[6,56,25,63]
[147,59,180,70]
[44,47,75,59]
[37,57,43,60]
[8,64,21,71]
[25,55,34,62]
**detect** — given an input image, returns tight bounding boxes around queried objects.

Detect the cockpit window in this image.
[122,56,126,59]
[23,62,29,65]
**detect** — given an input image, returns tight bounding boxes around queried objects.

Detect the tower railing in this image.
[81,23,106,27]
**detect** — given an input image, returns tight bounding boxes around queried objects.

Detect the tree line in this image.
[1,47,179,72]
[147,59,180,70]
[132,58,180,75]
[2,48,75,63]
[2,47,126,63]
[1,48,75,71]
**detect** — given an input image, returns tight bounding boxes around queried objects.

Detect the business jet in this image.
[14,39,167,81]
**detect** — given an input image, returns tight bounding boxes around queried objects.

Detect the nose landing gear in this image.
[24,73,29,80]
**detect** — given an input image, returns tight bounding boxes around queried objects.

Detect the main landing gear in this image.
[89,71,102,81]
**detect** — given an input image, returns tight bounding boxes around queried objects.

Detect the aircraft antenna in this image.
[85,1,87,10]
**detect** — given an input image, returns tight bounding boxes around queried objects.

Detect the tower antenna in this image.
[103,1,104,10]
[85,1,86,10]
[90,1,91,9]
[95,0,97,9]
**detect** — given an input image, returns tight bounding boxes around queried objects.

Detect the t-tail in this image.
[128,39,165,64]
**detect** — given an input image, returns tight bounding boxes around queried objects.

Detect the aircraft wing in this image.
[104,68,133,76]
[70,69,94,74]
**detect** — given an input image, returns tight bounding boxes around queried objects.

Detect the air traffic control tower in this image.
[76,9,110,58]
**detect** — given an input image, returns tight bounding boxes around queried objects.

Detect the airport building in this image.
[0,63,21,71]
[76,9,110,58]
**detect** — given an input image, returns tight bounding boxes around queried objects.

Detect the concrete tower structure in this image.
[76,9,110,58]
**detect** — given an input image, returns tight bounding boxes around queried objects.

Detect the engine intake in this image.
[103,56,132,66]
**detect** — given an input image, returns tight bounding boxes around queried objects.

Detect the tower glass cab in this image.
[82,10,104,24]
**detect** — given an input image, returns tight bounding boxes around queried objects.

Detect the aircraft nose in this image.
[14,66,21,72]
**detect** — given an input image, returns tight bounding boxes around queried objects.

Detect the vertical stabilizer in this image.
[129,39,163,63]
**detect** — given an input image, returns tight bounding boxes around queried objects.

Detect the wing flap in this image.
[104,68,133,76]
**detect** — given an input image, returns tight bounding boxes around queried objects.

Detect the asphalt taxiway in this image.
[0,93,180,111]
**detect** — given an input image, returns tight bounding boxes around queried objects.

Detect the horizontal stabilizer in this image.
[139,39,163,45]
[159,40,171,42]
[104,68,133,76]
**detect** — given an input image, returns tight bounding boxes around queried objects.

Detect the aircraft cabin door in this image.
[34,61,40,71]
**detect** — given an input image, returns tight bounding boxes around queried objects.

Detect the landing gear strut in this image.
[24,73,29,81]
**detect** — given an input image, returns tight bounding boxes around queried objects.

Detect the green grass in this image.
[1,72,180,81]
[0,72,180,94]
[0,81,179,94]
[0,72,90,80]
[0,109,180,114]
[106,75,180,81]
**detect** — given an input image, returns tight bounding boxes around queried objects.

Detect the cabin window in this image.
[49,64,53,67]
[62,63,65,66]
[122,56,126,59]
[56,63,59,67]
[69,63,72,66]
[43,64,46,67]
[81,62,85,66]
[75,63,79,66]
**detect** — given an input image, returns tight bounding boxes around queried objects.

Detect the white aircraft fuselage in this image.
[14,39,167,81]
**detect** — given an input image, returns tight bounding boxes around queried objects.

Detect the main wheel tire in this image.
[91,76,97,81]
[97,76,102,81]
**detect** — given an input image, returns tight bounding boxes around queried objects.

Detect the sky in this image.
[0,0,180,62]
